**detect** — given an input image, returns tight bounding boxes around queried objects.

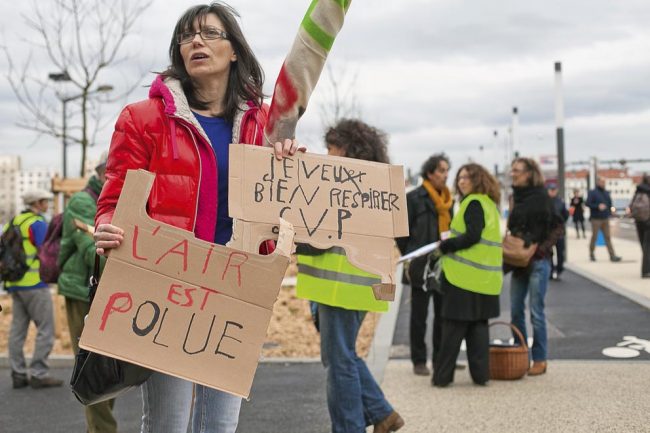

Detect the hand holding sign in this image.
[80,169,294,398]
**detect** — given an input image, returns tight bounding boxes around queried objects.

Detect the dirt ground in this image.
[0,265,378,359]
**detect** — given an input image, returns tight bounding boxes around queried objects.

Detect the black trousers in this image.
[409,286,441,365]
[433,318,489,386]
[636,222,650,276]
[551,236,566,276]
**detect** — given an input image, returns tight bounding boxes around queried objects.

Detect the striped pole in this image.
[265,0,352,145]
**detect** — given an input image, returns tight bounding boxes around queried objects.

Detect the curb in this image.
[365,263,404,383]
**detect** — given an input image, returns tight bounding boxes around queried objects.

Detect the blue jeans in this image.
[318,304,393,433]
[141,372,241,433]
[510,259,551,361]
[192,384,241,433]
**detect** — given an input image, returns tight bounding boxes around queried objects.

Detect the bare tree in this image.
[3,0,152,177]
[318,62,362,129]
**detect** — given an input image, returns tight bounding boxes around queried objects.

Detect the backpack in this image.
[0,217,31,282]
[38,213,64,284]
[39,186,100,284]
[630,192,650,222]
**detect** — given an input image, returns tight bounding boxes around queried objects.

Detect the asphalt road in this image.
[392,269,650,361]
[0,363,330,433]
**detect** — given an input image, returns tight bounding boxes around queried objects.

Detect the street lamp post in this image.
[48,72,113,178]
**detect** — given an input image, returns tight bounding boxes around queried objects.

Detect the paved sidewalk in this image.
[377,229,650,433]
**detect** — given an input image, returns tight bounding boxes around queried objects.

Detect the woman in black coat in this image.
[507,157,554,376]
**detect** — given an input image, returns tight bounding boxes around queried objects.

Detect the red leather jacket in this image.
[97,75,269,249]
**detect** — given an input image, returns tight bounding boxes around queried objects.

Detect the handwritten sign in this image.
[228,145,408,301]
[79,170,294,398]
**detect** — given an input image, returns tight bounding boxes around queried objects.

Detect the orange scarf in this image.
[422,179,452,233]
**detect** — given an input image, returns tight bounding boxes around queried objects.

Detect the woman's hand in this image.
[94,223,124,257]
[273,138,307,160]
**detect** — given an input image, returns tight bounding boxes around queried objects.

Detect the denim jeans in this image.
[141,372,193,433]
[140,372,241,433]
[192,384,241,433]
[510,259,551,361]
[318,303,393,433]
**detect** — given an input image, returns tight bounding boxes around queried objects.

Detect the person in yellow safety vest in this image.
[431,163,503,387]
[4,189,64,389]
[296,119,404,433]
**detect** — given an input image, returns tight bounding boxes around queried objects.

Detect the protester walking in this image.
[507,158,555,376]
[296,119,404,433]
[432,163,502,387]
[586,177,622,262]
[93,3,301,432]
[569,189,586,239]
[547,183,569,281]
[3,189,63,389]
[629,174,650,278]
[57,153,116,433]
[396,154,451,376]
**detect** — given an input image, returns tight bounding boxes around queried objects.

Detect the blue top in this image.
[586,187,612,220]
[193,112,234,246]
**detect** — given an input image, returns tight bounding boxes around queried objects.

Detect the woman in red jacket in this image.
[94,3,301,433]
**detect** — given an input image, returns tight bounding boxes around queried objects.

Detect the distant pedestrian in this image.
[629,174,650,278]
[569,189,586,238]
[296,119,404,433]
[507,157,555,376]
[586,177,622,262]
[4,189,63,389]
[396,153,452,377]
[547,183,569,280]
[58,152,116,433]
[432,163,502,387]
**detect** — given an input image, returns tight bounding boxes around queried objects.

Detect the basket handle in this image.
[489,321,528,349]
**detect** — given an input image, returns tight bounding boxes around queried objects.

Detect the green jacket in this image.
[57,176,105,301]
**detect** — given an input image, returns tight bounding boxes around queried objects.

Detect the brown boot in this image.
[374,411,405,433]
[413,363,430,376]
[528,361,547,376]
[30,375,64,389]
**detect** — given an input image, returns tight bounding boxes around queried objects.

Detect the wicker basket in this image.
[489,321,529,380]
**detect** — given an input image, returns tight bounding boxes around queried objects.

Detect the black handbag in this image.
[70,255,153,405]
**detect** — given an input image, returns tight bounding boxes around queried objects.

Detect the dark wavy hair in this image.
[324,119,390,164]
[454,163,501,204]
[161,2,264,122]
[420,153,450,180]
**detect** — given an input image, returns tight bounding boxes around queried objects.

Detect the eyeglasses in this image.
[177,26,228,45]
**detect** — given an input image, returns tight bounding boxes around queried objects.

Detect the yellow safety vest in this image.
[441,194,502,295]
[296,247,388,312]
[4,212,44,288]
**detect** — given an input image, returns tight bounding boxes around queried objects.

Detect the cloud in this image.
[1,0,649,177]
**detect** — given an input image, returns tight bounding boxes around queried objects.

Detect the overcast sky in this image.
[1,0,649,177]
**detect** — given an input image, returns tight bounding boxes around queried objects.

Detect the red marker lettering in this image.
[221,252,248,287]
[155,239,189,272]
[100,292,133,331]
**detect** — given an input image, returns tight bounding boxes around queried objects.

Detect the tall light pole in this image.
[555,62,566,200]
[48,72,113,178]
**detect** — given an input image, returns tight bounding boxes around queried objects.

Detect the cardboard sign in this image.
[79,169,294,398]
[228,145,408,301]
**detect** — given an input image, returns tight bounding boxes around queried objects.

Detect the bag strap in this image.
[88,254,101,305]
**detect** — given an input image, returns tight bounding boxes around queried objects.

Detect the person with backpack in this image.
[629,174,650,278]
[57,152,116,433]
[3,189,64,389]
